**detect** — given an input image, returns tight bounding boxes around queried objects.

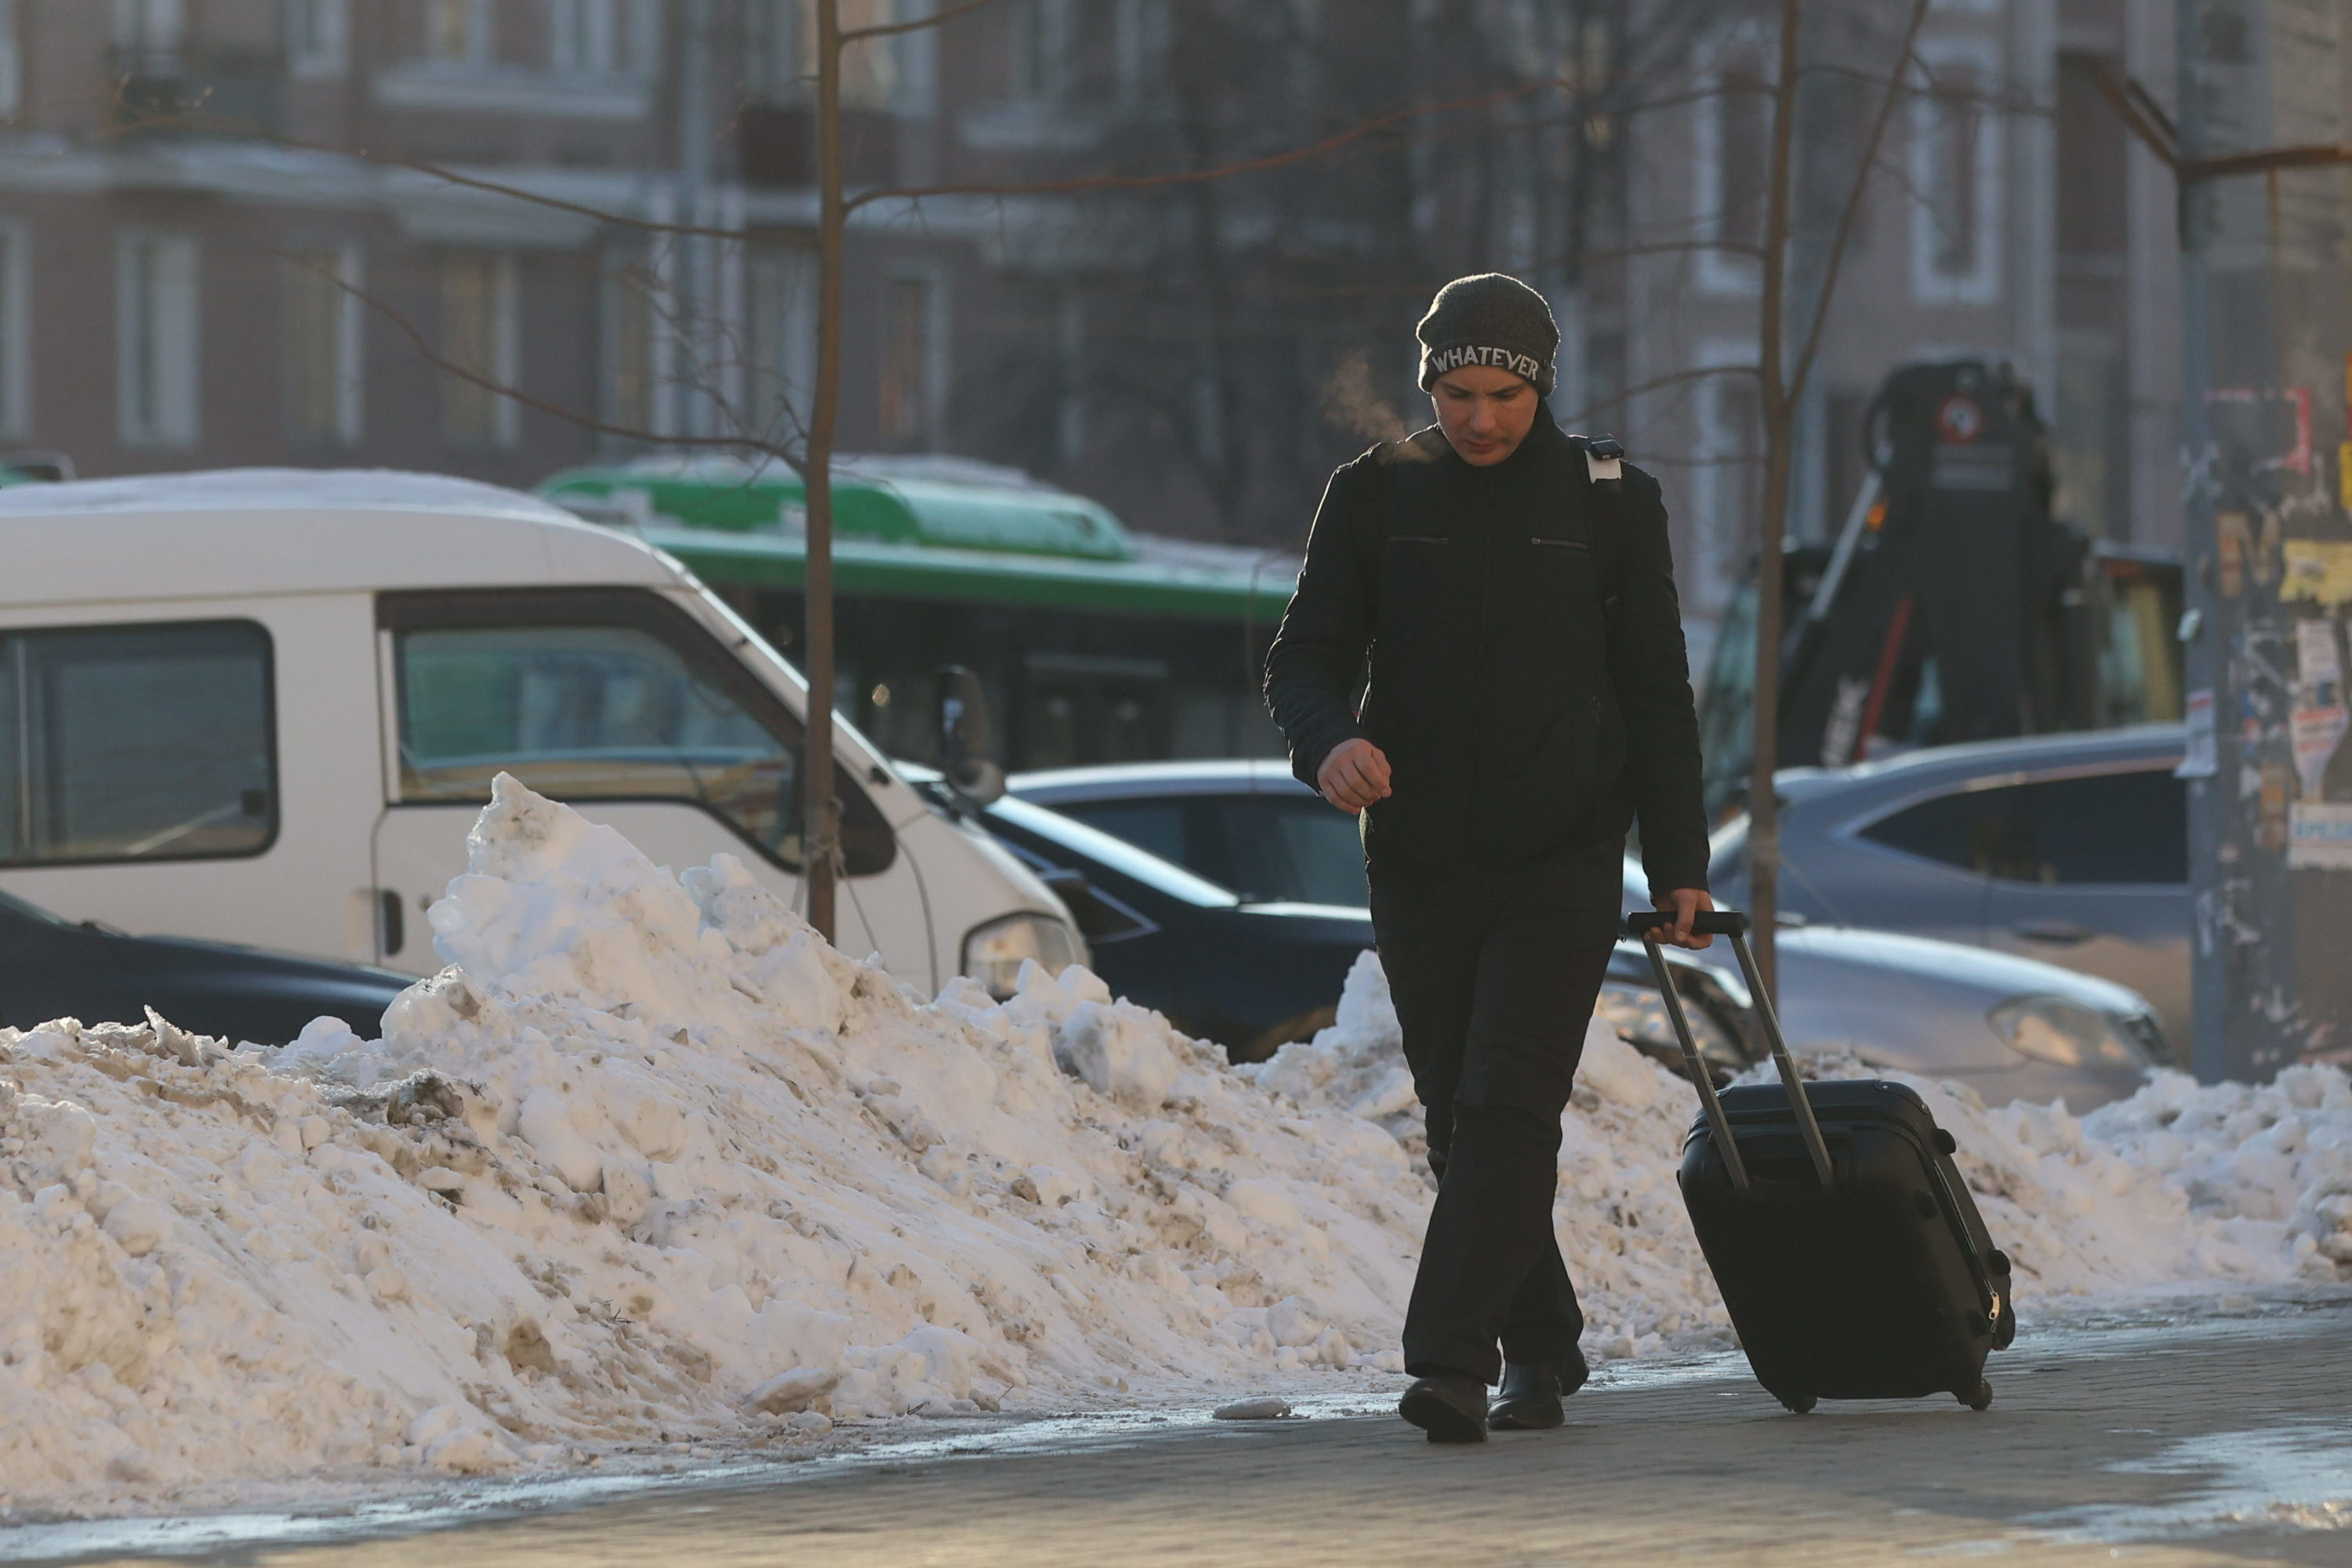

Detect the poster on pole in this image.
[2288,802,2352,869]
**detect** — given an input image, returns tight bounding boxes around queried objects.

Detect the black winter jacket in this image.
[1263,416,1711,895]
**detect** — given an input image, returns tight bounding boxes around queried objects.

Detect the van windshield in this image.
[385,591,894,876]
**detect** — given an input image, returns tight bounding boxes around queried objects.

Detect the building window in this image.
[880,273,939,450]
[746,2,898,106]
[113,0,185,66]
[1693,347,1762,615]
[0,0,21,118]
[117,229,200,448]
[285,0,349,77]
[601,249,659,436]
[1697,34,1770,296]
[441,249,519,448]
[746,0,800,99]
[747,248,816,447]
[285,245,363,447]
[428,0,495,64]
[1011,0,1069,101]
[1909,40,2002,305]
[0,223,26,441]
[549,0,618,72]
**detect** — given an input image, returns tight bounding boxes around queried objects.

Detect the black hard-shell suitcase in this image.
[1625,909,2017,1414]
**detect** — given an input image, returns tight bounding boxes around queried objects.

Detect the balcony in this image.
[736,105,899,187]
[107,46,289,138]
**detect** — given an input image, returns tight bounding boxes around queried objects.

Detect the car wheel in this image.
[1238,1004,1339,1065]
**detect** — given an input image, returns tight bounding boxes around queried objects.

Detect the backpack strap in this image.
[1573,434,1628,619]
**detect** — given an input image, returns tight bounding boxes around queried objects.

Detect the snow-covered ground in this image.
[3,777,2348,1516]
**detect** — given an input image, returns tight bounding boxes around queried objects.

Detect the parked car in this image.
[1703,724,2190,1049]
[0,888,410,1044]
[0,470,1080,1002]
[1007,760,2169,1107]
[960,786,1751,1068]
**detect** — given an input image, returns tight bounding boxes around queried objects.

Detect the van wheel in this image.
[1962,1381,1993,1411]
[1777,1392,1817,1415]
[1240,1005,1338,1065]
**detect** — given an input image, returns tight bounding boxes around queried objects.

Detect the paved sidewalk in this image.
[34,1298,2352,1566]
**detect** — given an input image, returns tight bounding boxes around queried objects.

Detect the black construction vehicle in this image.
[1698,360,2184,819]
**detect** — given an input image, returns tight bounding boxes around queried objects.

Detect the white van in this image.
[0,470,1081,996]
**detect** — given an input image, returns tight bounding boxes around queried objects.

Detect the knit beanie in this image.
[1415,274,1559,397]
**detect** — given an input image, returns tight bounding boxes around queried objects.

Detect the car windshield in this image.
[1052,793,1369,908]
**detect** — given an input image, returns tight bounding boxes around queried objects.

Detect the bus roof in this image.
[537,456,1300,623]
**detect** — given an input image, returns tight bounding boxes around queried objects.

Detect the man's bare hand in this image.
[1654,887,1716,949]
[1316,738,1392,814]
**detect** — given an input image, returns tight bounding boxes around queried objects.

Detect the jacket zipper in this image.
[1530,536,1588,550]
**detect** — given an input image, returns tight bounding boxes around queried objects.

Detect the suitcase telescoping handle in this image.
[1622,909,1835,1193]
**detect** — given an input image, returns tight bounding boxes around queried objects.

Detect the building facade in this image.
[0,1,2186,647]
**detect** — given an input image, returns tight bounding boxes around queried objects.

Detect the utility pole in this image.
[2178,1,2352,1080]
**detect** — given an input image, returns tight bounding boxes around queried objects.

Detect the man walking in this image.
[1265,273,1714,1443]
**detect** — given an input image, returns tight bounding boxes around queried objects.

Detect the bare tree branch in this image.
[843,0,1008,42]
[1556,364,1762,431]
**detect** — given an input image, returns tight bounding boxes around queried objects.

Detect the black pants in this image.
[1371,838,1626,1385]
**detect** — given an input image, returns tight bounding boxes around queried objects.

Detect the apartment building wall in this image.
[0,0,1014,492]
[0,1,2189,602]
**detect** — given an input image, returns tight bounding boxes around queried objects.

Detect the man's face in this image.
[1430,366,1541,466]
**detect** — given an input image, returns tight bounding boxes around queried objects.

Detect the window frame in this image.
[1907,34,2003,307]
[1842,759,2188,888]
[283,242,365,447]
[116,227,201,449]
[0,618,281,871]
[0,0,20,118]
[1693,24,1771,298]
[377,587,897,878]
[440,247,520,450]
[285,0,350,78]
[0,217,27,443]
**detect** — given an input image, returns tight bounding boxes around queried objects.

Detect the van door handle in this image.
[379,889,405,956]
[2013,920,2092,945]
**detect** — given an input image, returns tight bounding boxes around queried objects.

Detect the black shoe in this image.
[1488,1353,1588,1431]
[1399,1372,1489,1444]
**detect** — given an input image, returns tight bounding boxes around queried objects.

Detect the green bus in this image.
[537,456,1298,773]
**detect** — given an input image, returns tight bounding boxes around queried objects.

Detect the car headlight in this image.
[1987,996,2149,1069]
[962,911,1083,1000]
[1595,980,1744,1070]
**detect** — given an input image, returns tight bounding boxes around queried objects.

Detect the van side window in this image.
[1859,768,2186,885]
[382,590,894,877]
[0,621,277,866]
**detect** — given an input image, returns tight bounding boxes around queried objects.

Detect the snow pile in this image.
[0,779,1436,1507]
[3,776,2350,1511]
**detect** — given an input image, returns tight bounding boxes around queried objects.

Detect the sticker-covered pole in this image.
[2179,0,2352,1080]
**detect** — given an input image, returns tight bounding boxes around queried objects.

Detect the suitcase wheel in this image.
[1959,1380,1993,1411]
[1777,1392,1817,1415]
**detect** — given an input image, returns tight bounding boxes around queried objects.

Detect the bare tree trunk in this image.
[804,0,844,943]
[1746,0,1805,1000]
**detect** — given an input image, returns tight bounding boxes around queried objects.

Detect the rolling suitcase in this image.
[1624,909,2017,1414]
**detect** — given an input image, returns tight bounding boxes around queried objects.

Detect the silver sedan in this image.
[1011,760,2166,1109]
[1704,724,2190,1051]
